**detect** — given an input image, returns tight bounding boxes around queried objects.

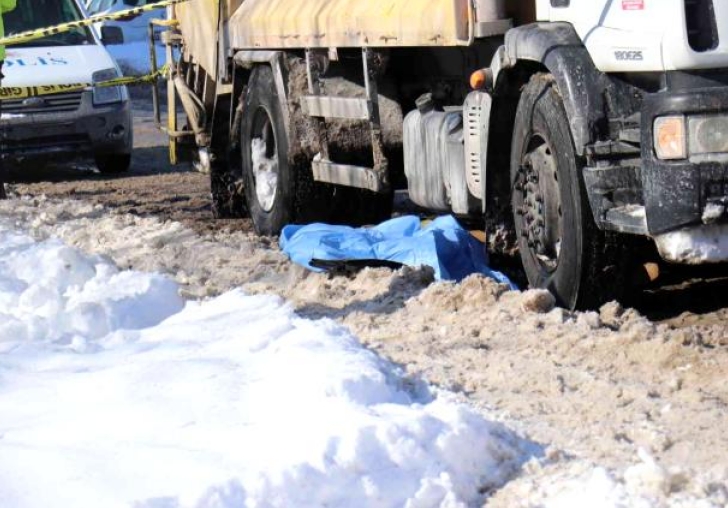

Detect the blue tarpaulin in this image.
[280,215,515,287]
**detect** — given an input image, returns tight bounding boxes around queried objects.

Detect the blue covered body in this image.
[280,215,515,287]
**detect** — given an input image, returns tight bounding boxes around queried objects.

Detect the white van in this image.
[1,0,133,173]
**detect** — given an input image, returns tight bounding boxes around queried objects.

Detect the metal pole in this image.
[166,4,178,165]
[0,62,6,199]
[148,21,161,128]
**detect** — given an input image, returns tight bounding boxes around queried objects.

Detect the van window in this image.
[121,0,151,6]
[87,0,151,13]
[86,0,116,14]
[5,0,95,47]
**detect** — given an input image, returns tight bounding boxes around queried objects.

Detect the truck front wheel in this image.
[511,74,623,310]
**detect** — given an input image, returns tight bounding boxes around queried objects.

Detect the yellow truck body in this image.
[228,0,471,49]
[172,0,482,77]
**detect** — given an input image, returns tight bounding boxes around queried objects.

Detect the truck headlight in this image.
[688,115,728,156]
[92,68,123,106]
[654,116,686,160]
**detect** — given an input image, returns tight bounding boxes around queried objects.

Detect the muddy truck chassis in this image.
[153,0,728,309]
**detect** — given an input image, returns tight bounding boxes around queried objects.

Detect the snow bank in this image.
[0,227,528,507]
[0,229,183,344]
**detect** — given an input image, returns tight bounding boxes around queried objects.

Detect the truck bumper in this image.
[641,87,728,262]
[1,91,132,163]
[642,87,728,234]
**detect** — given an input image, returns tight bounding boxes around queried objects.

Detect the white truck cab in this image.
[1,0,132,173]
[539,0,728,72]
[517,1,728,270]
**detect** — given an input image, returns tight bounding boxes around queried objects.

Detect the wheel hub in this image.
[250,108,279,213]
[515,140,563,272]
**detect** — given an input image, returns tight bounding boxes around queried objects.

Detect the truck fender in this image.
[232,50,290,135]
[498,22,608,155]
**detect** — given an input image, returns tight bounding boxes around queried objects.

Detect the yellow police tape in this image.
[0,0,190,47]
[0,64,170,101]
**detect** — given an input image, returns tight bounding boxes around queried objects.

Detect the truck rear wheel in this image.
[511,74,623,310]
[211,166,246,219]
[240,66,296,235]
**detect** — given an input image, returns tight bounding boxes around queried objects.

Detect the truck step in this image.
[301,96,371,120]
[604,205,648,235]
[311,157,386,193]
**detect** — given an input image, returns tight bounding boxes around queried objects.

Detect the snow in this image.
[544,468,643,508]
[701,202,725,223]
[499,452,726,508]
[107,41,166,76]
[655,223,728,264]
[0,224,528,507]
[623,204,646,219]
[251,137,279,212]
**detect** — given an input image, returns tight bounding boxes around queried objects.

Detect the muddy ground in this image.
[6,98,249,236]
[4,97,728,506]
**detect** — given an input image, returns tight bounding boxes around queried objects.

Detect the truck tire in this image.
[211,167,246,219]
[0,160,6,198]
[240,66,299,235]
[96,153,131,174]
[511,74,624,310]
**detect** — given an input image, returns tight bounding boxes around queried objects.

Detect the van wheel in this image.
[511,74,624,310]
[96,153,131,174]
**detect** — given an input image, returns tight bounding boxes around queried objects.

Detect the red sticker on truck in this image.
[622,0,644,10]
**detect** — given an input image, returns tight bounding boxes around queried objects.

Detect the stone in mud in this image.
[521,289,556,314]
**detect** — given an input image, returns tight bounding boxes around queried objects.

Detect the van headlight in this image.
[92,68,123,106]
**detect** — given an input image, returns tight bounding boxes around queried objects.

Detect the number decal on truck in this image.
[614,50,644,61]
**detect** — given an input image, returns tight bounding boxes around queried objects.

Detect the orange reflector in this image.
[470,70,487,90]
[654,116,686,160]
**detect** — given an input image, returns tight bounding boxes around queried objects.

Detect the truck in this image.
[153,0,728,309]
